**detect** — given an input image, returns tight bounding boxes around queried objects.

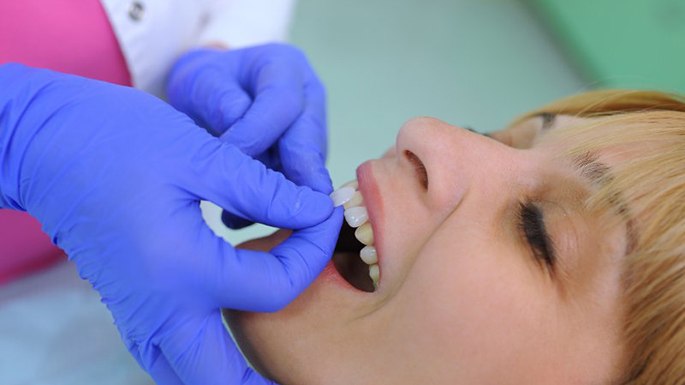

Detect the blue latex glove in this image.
[167,43,330,229]
[0,64,343,385]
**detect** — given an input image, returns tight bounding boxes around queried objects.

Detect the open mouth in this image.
[334,220,375,292]
[331,180,379,293]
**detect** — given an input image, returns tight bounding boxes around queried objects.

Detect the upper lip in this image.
[356,161,385,286]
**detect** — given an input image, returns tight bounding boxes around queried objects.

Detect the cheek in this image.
[389,228,560,383]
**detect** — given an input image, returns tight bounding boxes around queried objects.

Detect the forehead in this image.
[500,114,649,174]
[489,114,595,150]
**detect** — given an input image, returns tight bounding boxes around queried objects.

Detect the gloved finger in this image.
[220,147,284,230]
[167,56,252,135]
[205,207,343,312]
[278,80,331,194]
[159,312,276,385]
[220,63,305,157]
[205,86,253,136]
[147,353,185,385]
[193,76,252,136]
[185,142,333,230]
[255,145,283,174]
[125,338,185,385]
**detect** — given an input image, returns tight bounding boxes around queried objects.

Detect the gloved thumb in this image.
[183,140,333,230]
[204,206,343,312]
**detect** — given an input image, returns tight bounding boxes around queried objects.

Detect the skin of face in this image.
[225,115,629,385]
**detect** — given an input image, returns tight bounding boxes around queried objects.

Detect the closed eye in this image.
[517,201,556,273]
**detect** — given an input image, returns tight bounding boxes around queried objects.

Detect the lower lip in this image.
[322,257,377,294]
[356,161,384,280]
[320,258,351,287]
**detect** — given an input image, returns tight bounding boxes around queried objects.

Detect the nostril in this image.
[404,150,428,190]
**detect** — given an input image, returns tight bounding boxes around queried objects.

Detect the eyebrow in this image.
[539,113,556,130]
[571,152,637,254]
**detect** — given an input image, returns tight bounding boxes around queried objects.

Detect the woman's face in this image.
[226,115,630,385]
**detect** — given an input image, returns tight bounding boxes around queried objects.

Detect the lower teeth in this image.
[369,264,380,290]
[359,245,377,264]
[333,221,376,292]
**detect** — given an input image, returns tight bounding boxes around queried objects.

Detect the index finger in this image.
[220,61,306,157]
[277,78,331,193]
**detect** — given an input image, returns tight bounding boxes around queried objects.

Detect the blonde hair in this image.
[516,90,685,385]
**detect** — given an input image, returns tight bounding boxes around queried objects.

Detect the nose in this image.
[395,116,523,210]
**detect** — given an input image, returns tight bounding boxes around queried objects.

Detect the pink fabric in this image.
[0,0,132,284]
[0,0,131,85]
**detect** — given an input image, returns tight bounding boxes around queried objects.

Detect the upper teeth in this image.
[330,180,380,289]
[344,207,368,227]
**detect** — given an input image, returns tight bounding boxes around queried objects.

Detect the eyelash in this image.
[517,201,556,272]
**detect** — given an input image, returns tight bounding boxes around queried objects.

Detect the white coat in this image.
[100,0,296,95]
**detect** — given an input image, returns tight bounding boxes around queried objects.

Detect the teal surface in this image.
[530,0,685,93]
[215,0,586,243]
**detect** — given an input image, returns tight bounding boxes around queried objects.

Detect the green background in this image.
[210,0,684,244]
[530,0,685,93]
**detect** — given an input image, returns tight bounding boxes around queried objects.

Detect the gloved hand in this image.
[167,43,330,229]
[0,64,343,385]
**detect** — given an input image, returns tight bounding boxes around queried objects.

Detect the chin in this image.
[224,279,336,384]
[224,223,378,385]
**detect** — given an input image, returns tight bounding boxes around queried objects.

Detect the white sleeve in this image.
[196,0,297,48]
[100,0,207,96]
[99,0,296,96]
